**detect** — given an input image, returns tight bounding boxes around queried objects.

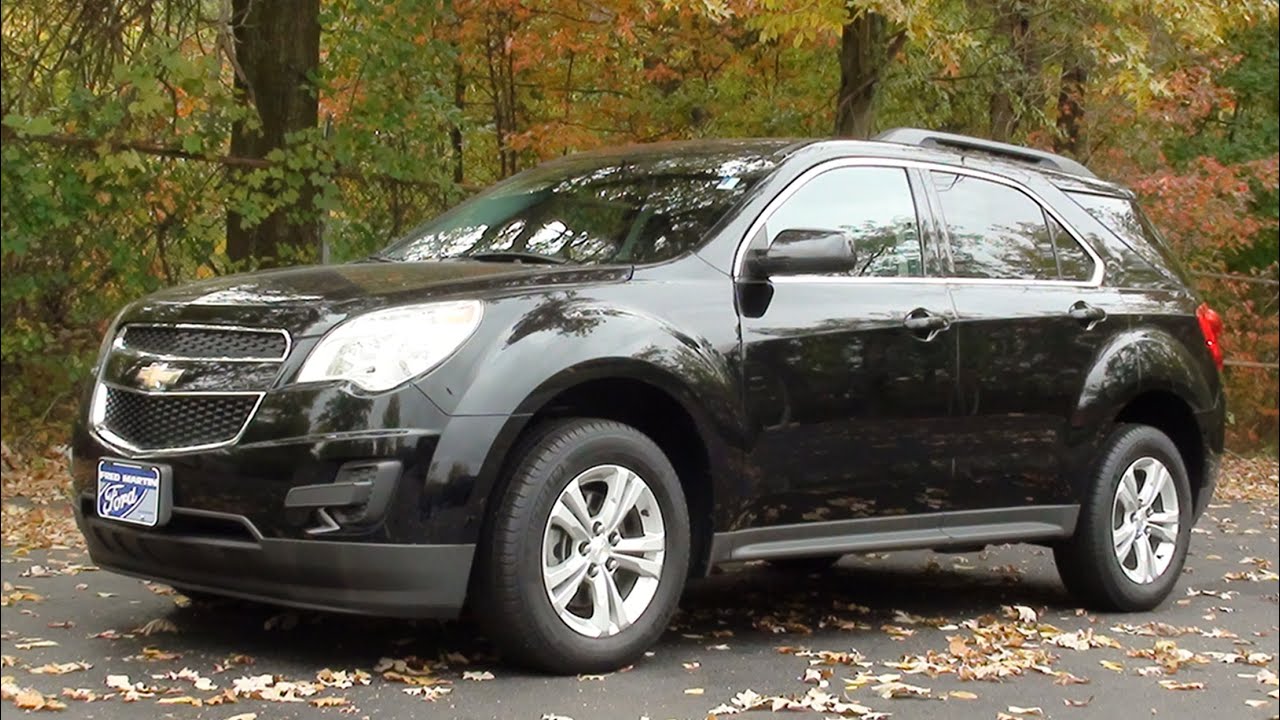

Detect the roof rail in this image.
[873,127,1097,179]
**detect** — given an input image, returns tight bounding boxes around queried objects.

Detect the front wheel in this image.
[474,419,690,674]
[1054,424,1192,611]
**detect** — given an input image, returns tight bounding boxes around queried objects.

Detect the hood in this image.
[123,261,632,337]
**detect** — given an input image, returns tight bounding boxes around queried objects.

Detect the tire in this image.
[765,556,841,574]
[474,419,691,674]
[1054,423,1193,611]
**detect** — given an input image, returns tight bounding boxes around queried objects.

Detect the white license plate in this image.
[96,459,172,527]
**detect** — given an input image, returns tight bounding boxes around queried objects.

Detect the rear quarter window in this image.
[1066,192,1190,285]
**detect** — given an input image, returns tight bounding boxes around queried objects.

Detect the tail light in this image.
[1196,303,1224,370]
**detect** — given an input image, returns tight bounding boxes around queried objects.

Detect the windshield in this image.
[376,145,783,265]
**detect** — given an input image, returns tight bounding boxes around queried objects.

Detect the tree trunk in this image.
[835,10,906,138]
[451,53,465,185]
[988,0,1039,142]
[226,0,320,265]
[1054,62,1088,156]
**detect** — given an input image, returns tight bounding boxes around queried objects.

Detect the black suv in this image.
[72,129,1225,673]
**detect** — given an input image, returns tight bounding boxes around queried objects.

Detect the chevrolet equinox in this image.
[73,129,1226,673]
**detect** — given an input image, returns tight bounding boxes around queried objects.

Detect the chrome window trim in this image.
[89,383,266,457]
[117,323,292,363]
[731,157,1105,288]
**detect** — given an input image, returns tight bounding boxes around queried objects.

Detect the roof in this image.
[530,132,1133,196]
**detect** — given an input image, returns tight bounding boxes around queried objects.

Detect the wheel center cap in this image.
[589,536,609,562]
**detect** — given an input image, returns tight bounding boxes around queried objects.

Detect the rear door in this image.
[927,169,1124,514]
[737,162,961,528]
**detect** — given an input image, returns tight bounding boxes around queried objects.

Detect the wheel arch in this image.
[1072,325,1223,517]
[468,360,733,580]
[1113,390,1212,518]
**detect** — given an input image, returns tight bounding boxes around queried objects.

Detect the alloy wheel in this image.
[1111,456,1180,584]
[540,464,666,638]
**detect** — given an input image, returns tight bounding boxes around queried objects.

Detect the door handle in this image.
[903,308,951,340]
[1068,300,1106,329]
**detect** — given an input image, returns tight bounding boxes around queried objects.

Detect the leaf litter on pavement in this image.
[3,447,1277,715]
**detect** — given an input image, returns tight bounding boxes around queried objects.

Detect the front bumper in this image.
[75,502,474,617]
[71,377,527,618]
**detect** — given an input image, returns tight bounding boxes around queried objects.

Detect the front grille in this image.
[120,325,288,360]
[101,386,258,450]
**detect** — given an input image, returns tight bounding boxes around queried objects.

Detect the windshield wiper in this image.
[465,251,571,265]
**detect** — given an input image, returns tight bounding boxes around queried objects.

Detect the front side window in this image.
[766,166,923,277]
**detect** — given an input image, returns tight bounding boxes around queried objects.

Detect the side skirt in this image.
[708,505,1079,564]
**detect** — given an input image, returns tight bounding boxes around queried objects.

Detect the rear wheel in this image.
[474,419,690,674]
[1054,424,1192,611]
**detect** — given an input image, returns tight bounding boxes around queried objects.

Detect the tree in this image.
[226,0,321,264]
[835,9,906,138]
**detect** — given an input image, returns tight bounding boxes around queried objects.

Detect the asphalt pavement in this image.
[2,501,1276,720]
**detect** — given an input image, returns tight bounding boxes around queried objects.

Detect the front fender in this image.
[413,286,742,544]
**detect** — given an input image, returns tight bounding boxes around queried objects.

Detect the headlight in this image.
[296,300,483,392]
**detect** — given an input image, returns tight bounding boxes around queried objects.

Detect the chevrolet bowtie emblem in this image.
[135,362,184,391]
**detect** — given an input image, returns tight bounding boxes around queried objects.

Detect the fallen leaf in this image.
[1007,605,1039,623]
[1063,696,1093,707]
[462,670,494,681]
[948,690,978,700]
[156,695,201,706]
[29,661,91,675]
[1158,680,1205,691]
[139,647,180,662]
[403,686,452,701]
[133,618,178,636]
[14,639,57,650]
[872,680,931,699]
[684,687,704,695]
[1007,706,1044,716]
[315,669,370,689]
[310,696,349,707]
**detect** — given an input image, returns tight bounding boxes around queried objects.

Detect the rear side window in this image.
[932,172,1096,282]
[932,172,1057,280]
[1049,217,1094,282]
[1067,192,1189,283]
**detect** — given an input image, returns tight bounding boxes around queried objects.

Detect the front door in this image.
[737,164,961,529]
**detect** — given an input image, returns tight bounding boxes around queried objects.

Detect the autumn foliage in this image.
[1,0,1276,449]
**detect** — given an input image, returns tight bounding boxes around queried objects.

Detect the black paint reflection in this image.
[738,280,960,527]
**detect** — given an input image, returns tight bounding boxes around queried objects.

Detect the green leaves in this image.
[2,114,58,137]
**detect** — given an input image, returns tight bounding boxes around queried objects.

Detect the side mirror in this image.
[745,228,859,279]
